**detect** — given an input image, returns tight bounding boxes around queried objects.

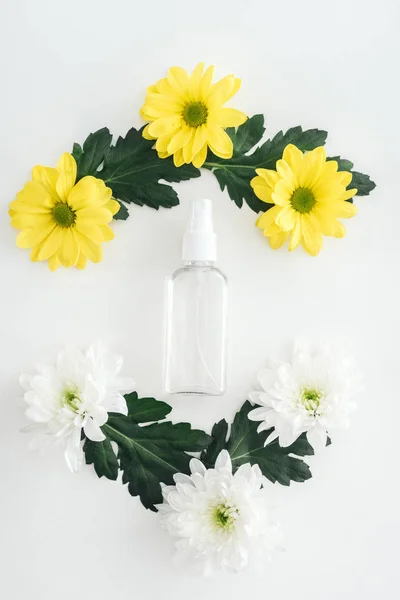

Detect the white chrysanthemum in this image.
[248,340,360,452]
[20,340,135,472]
[157,450,283,575]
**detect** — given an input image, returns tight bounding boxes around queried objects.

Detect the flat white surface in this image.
[1,0,399,598]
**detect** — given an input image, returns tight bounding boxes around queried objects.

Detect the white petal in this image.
[102,393,128,415]
[112,377,135,393]
[277,429,299,447]
[248,406,269,421]
[215,449,232,473]
[64,428,84,472]
[306,426,327,453]
[83,417,106,442]
[189,458,206,476]
[19,373,32,391]
[88,404,108,426]
[265,429,279,445]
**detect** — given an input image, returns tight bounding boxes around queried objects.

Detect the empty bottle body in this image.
[165,261,228,395]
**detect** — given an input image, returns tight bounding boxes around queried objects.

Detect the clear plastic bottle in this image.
[164,199,228,395]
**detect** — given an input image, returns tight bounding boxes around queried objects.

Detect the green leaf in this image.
[201,419,229,468]
[113,201,129,221]
[328,156,376,201]
[83,437,119,481]
[124,391,172,423]
[73,128,113,181]
[348,171,376,196]
[98,127,200,209]
[204,120,327,213]
[84,394,211,510]
[103,417,212,511]
[226,114,266,156]
[71,126,200,212]
[205,401,312,485]
[72,142,83,163]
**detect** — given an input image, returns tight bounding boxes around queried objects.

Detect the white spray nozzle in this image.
[182,199,217,262]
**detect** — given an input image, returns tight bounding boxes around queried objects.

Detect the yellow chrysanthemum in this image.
[140,62,247,168]
[9,153,120,270]
[251,144,358,256]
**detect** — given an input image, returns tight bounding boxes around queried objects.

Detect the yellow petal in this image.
[143,93,183,114]
[155,78,177,97]
[36,227,64,261]
[48,253,61,271]
[148,116,183,138]
[206,126,233,159]
[256,206,281,229]
[314,208,346,238]
[11,212,52,230]
[339,188,358,201]
[200,65,215,100]
[75,252,87,270]
[32,166,59,198]
[75,232,103,263]
[328,200,358,218]
[13,181,55,211]
[215,108,247,128]
[16,222,55,249]
[183,130,196,163]
[269,231,288,249]
[271,191,290,207]
[282,144,304,174]
[56,153,77,201]
[192,144,208,168]
[99,224,115,242]
[158,151,170,159]
[142,124,155,140]
[67,176,109,211]
[191,125,209,157]
[167,66,190,97]
[276,205,297,231]
[59,228,79,268]
[173,149,184,167]
[255,169,280,189]
[156,134,174,153]
[251,177,273,204]
[301,214,322,256]
[336,171,353,187]
[276,159,297,188]
[208,75,241,109]
[167,127,193,155]
[299,147,326,188]
[76,206,113,225]
[288,215,302,251]
[75,222,104,244]
[189,62,204,98]
[105,199,120,216]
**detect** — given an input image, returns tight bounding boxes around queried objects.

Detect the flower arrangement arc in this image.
[9,63,375,269]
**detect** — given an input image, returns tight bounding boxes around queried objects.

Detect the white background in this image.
[1,0,399,598]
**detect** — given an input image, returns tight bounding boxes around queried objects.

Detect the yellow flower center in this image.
[52,202,76,228]
[183,101,208,128]
[290,187,316,213]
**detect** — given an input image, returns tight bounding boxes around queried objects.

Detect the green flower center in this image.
[301,388,322,414]
[62,387,81,413]
[290,187,316,213]
[52,202,76,228]
[212,502,239,531]
[182,101,208,128]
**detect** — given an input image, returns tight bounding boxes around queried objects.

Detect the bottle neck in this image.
[182,260,215,267]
